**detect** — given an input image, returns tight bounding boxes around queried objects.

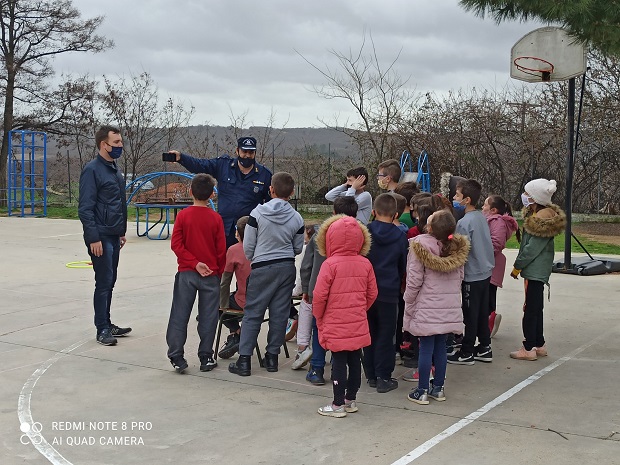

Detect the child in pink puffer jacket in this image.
[403,210,470,405]
[482,195,520,338]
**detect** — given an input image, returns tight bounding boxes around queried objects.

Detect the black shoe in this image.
[447,350,475,365]
[200,355,217,372]
[170,357,188,374]
[474,345,493,363]
[377,378,399,393]
[228,355,251,376]
[96,329,117,346]
[110,324,132,337]
[306,367,325,385]
[218,333,240,359]
[264,352,278,372]
[367,378,377,388]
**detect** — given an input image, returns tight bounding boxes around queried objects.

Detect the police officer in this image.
[168,137,272,248]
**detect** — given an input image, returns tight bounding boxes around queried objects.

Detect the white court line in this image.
[17,339,89,465]
[391,337,602,465]
[40,233,82,239]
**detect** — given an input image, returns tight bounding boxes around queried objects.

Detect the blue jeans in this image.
[310,316,326,369]
[418,334,448,390]
[88,235,120,332]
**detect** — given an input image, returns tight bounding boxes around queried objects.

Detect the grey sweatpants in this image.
[238,261,296,356]
[166,271,220,360]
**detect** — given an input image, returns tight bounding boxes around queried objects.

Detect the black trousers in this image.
[522,279,545,350]
[331,349,362,406]
[461,277,491,355]
[489,283,498,314]
[363,300,398,380]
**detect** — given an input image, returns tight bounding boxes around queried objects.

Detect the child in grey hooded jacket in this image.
[229,172,305,376]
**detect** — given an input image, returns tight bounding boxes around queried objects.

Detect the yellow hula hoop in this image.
[66,260,93,269]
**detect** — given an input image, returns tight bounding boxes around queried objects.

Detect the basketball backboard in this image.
[510,27,587,82]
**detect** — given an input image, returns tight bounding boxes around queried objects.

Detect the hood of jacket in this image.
[522,204,566,238]
[487,212,519,234]
[367,220,404,246]
[257,198,298,223]
[316,214,371,257]
[409,233,470,272]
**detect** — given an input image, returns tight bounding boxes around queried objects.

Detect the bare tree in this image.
[0,0,112,203]
[100,71,195,178]
[299,32,419,169]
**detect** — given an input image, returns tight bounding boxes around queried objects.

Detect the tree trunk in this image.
[1,71,15,208]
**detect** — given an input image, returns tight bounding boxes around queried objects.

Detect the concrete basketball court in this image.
[1,217,619,465]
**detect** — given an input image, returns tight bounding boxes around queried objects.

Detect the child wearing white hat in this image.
[509,178,566,361]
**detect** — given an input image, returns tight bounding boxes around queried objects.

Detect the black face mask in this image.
[409,211,418,226]
[238,156,254,168]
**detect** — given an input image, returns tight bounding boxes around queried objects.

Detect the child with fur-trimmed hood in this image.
[403,209,470,405]
[509,178,566,362]
[312,215,378,418]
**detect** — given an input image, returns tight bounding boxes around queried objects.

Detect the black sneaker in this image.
[199,355,217,372]
[447,350,475,365]
[367,378,377,388]
[474,345,493,363]
[218,333,240,359]
[170,357,188,374]
[110,324,132,337]
[377,378,399,393]
[96,329,117,346]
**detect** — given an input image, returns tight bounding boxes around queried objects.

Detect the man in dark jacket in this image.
[78,125,131,346]
[167,137,272,248]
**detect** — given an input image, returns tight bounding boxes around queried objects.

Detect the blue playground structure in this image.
[399,150,431,192]
[125,171,216,240]
[7,130,47,217]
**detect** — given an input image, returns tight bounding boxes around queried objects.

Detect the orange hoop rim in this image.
[513,56,555,78]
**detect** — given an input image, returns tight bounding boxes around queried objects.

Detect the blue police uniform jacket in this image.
[179,153,272,236]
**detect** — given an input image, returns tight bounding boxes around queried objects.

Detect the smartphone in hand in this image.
[162,152,176,162]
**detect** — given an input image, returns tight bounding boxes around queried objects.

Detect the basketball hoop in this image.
[513,56,555,81]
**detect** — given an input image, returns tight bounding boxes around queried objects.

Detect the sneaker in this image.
[306,367,325,385]
[510,346,537,361]
[428,383,446,401]
[402,356,418,368]
[407,388,429,405]
[170,357,188,374]
[474,345,493,363]
[199,355,217,372]
[536,345,548,357]
[291,346,313,370]
[447,350,475,365]
[317,403,347,418]
[285,318,298,341]
[490,312,502,338]
[367,378,377,388]
[402,367,435,383]
[96,329,117,346]
[218,333,240,359]
[110,324,132,337]
[376,378,399,393]
[344,399,358,413]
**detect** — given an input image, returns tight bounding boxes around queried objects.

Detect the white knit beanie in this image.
[524,178,557,206]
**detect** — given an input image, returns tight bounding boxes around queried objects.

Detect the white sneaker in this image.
[318,404,347,418]
[291,346,313,370]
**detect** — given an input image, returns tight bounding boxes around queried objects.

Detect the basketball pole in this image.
[563,77,576,270]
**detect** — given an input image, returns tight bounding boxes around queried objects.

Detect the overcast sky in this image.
[54,0,542,128]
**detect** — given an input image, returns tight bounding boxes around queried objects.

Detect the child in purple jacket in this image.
[403,210,470,404]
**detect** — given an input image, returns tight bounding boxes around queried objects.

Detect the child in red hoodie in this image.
[312,215,378,417]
